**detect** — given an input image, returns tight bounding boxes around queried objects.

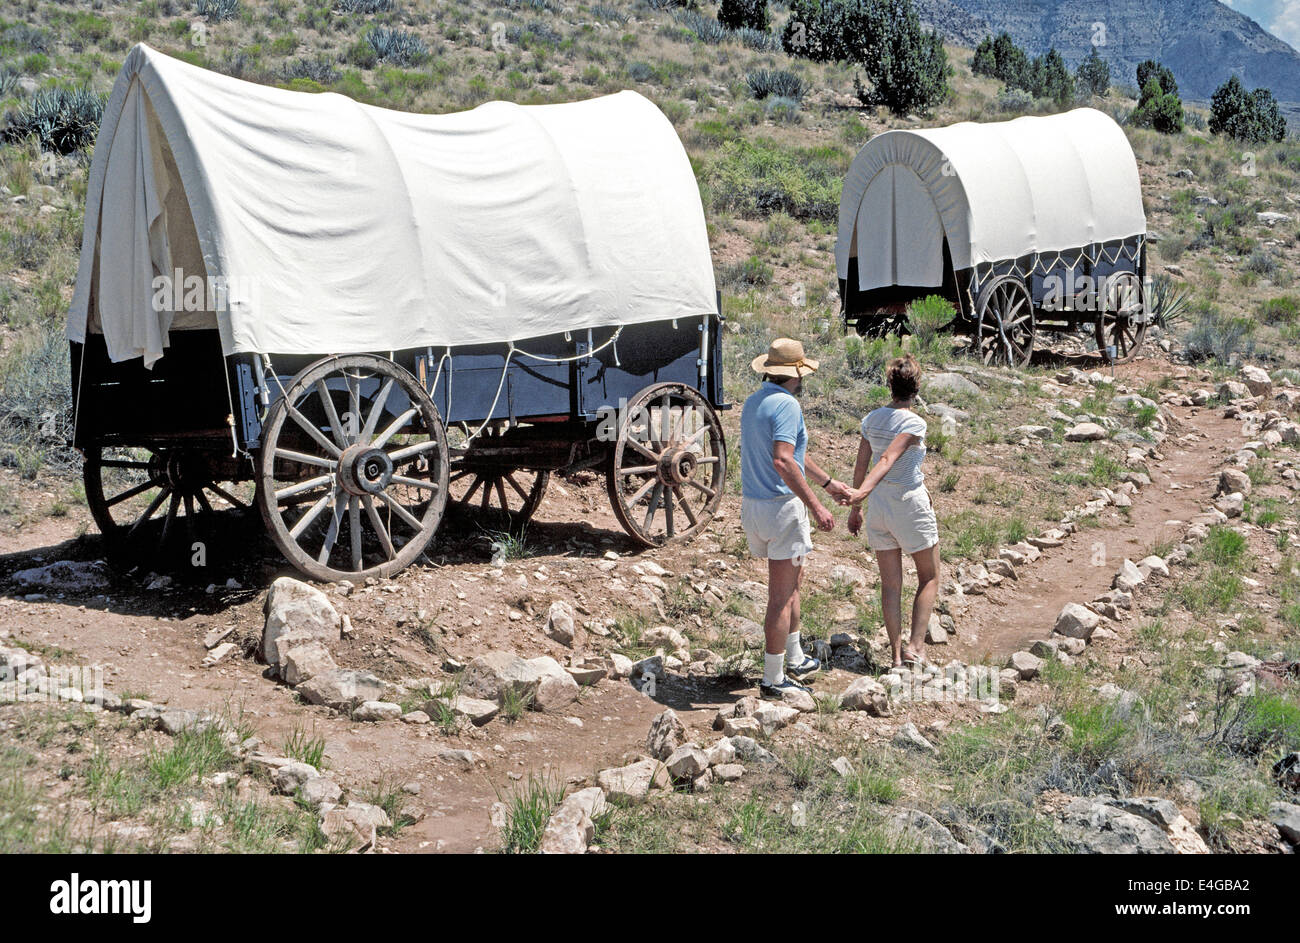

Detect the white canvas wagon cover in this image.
[836,108,1146,293]
[68,44,716,366]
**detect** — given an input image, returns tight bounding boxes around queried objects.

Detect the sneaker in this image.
[759,677,812,700]
[786,654,821,678]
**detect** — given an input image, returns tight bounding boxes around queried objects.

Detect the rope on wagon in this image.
[511,326,623,364]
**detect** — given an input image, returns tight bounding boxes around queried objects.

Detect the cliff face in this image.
[917,0,1300,101]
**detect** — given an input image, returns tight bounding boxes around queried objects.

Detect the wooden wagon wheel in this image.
[1095,272,1147,364]
[84,446,252,561]
[448,427,550,528]
[605,382,726,547]
[974,275,1034,367]
[257,355,449,583]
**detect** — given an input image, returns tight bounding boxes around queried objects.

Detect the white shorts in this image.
[865,481,938,555]
[742,494,813,561]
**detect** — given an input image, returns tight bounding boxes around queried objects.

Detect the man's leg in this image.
[764,557,799,685]
[908,543,941,657]
[875,548,904,666]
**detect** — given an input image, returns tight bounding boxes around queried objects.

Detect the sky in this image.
[1223,0,1300,50]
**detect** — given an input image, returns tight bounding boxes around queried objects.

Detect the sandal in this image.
[902,648,926,667]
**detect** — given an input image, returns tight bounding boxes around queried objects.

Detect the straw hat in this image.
[751,337,819,379]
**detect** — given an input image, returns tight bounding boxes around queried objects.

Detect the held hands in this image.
[811,502,835,532]
[824,479,854,506]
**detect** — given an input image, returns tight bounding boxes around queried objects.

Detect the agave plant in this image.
[1,86,105,155]
[195,0,240,22]
[334,0,393,12]
[1145,273,1191,330]
[747,68,806,102]
[365,27,429,65]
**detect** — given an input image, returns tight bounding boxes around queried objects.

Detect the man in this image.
[740,338,851,700]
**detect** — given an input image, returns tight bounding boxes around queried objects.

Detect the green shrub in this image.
[1209,75,1286,144]
[1182,303,1256,364]
[1258,295,1300,325]
[1130,77,1183,133]
[702,138,843,221]
[719,0,769,31]
[1075,46,1109,97]
[972,32,1028,86]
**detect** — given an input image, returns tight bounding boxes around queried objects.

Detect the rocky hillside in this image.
[943,0,1300,101]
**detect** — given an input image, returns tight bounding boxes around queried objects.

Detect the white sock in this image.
[763,651,785,686]
[786,632,805,664]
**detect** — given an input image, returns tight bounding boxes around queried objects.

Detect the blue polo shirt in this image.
[741,381,807,499]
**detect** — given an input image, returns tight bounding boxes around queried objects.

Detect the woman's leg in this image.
[907,542,941,658]
[875,548,904,666]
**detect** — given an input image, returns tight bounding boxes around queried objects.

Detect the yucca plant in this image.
[195,0,239,22]
[1145,272,1191,329]
[1,87,105,155]
[334,0,393,12]
[746,68,806,102]
[365,27,428,65]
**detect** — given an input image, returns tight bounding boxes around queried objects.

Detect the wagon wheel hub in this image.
[156,450,210,492]
[660,446,697,486]
[337,444,395,496]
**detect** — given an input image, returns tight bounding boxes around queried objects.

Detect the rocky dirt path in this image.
[948,385,1244,664]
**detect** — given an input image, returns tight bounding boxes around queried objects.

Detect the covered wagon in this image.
[68,44,727,582]
[836,107,1149,366]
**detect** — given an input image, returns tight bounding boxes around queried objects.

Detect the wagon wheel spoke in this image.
[276,474,334,502]
[373,408,418,450]
[159,491,182,547]
[349,496,363,572]
[286,490,332,540]
[99,460,153,470]
[274,447,337,470]
[625,436,660,465]
[618,463,658,476]
[319,492,346,565]
[378,490,425,532]
[684,478,716,500]
[104,477,161,508]
[504,473,530,503]
[128,487,171,540]
[672,485,698,527]
[643,482,663,532]
[361,378,395,445]
[391,475,439,492]
[347,373,362,444]
[287,404,342,459]
[316,380,347,449]
[193,488,214,515]
[627,475,658,507]
[362,495,396,560]
[206,482,249,509]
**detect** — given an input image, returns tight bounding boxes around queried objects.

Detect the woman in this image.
[846,355,940,668]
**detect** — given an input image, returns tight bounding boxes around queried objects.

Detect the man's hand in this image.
[847,506,863,536]
[847,485,872,507]
[811,502,835,532]
[825,479,854,506]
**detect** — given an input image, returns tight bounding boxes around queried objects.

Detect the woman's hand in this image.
[847,506,863,536]
[848,485,871,506]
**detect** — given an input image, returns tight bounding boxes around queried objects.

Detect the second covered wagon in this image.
[67,45,727,583]
[836,107,1149,366]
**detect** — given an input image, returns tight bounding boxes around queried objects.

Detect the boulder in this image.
[461,651,576,710]
[11,560,111,594]
[839,676,890,715]
[646,709,687,760]
[539,787,608,854]
[891,722,937,755]
[301,776,343,808]
[1058,797,1177,854]
[1217,467,1252,498]
[543,601,579,647]
[642,625,690,651]
[1064,422,1107,442]
[885,809,968,853]
[752,701,799,734]
[271,761,320,795]
[596,759,668,803]
[444,695,499,727]
[923,372,981,398]
[262,577,341,668]
[1112,559,1147,593]
[353,700,402,722]
[1006,651,1044,680]
[296,669,386,712]
[280,640,338,686]
[1240,364,1272,398]
[665,744,709,782]
[712,763,745,782]
[320,802,391,850]
[1270,801,1300,845]
[1214,492,1244,518]
[1054,603,1101,640]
